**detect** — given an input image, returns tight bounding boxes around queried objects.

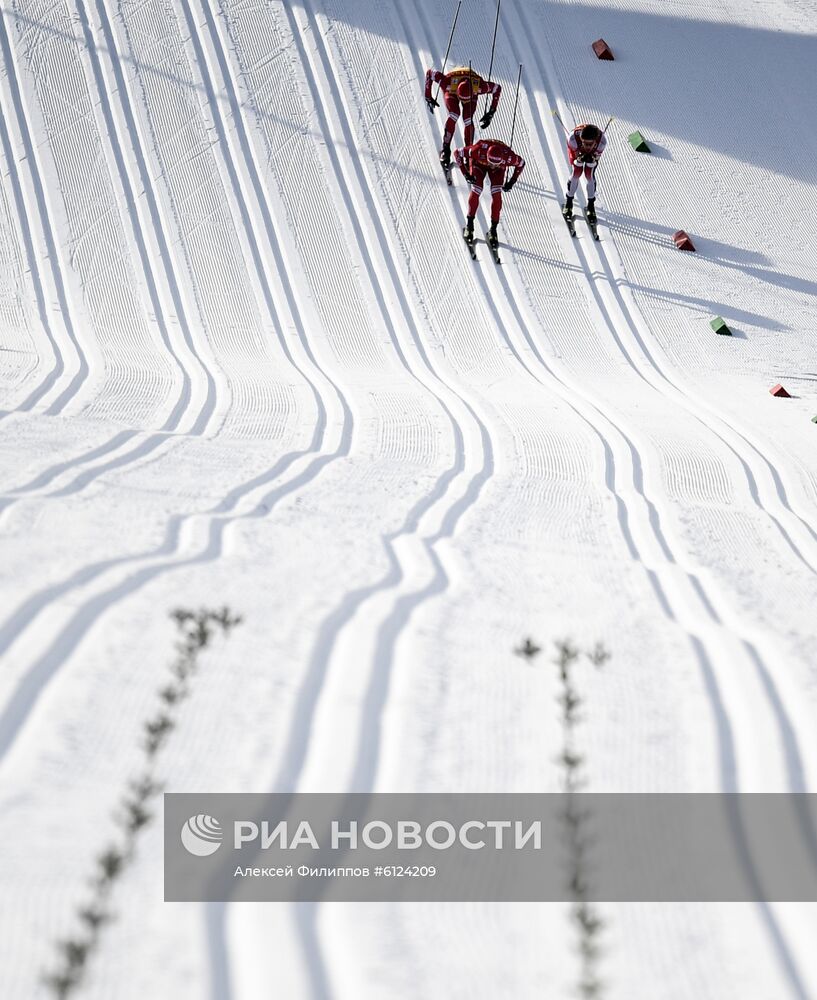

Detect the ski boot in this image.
[562,194,574,219]
[439,146,451,170]
[487,223,499,249]
[586,197,596,223]
[463,215,475,242]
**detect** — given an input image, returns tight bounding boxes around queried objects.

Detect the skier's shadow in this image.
[508,187,789,334]
[769,373,817,391]
[500,245,583,270]
[569,206,817,321]
[583,209,770,268]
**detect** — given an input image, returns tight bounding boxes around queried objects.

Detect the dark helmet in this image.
[457,79,474,101]
[580,123,601,142]
[486,143,505,165]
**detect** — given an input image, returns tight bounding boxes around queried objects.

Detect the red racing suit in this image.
[425,66,501,148]
[454,140,525,223]
[566,125,607,199]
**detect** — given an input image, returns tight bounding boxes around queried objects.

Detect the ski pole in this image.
[483,0,501,118]
[434,0,462,103]
[602,116,615,134]
[508,63,522,146]
[551,108,570,136]
[468,59,476,133]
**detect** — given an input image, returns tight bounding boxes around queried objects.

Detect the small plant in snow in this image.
[553,637,609,999]
[514,636,542,660]
[44,607,242,998]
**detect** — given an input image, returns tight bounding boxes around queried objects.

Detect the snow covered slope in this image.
[1,0,816,997]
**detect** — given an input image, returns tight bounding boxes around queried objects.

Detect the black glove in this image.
[464,171,476,184]
[502,178,516,193]
[425,96,439,113]
[479,109,494,129]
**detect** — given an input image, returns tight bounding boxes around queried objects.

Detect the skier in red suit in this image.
[563,123,607,221]
[424,66,502,170]
[454,139,525,247]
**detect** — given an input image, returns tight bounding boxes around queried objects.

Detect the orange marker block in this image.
[592,39,614,60]
[673,230,696,251]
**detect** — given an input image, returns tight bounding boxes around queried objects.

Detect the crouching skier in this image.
[455,139,525,259]
[424,66,502,176]
[563,122,607,223]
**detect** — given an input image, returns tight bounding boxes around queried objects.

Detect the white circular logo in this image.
[181,814,223,856]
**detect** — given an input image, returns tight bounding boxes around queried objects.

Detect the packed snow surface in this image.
[1,0,816,996]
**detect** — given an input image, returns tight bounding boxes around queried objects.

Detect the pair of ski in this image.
[563,207,599,241]
[441,161,502,263]
[463,228,501,265]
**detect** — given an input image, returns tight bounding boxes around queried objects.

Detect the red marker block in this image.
[673,230,696,251]
[592,39,614,60]
[769,384,791,398]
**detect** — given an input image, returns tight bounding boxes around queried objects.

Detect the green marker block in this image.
[710,316,732,336]
[812,415,817,424]
[628,130,651,152]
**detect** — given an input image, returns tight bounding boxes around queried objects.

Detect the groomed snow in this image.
[1,0,816,996]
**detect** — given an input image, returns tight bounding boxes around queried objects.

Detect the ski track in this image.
[415,0,817,819]
[503,2,817,993]
[72,0,191,432]
[460,4,817,995]
[0,0,341,530]
[0,0,361,805]
[464,0,817,800]
[516,4,817,565]
[14,0,173,428]
[254,0,492,819]
[0,0,476,993]
[1,1,816,998]
[0,74,59,412]
[0,0,376,770]
[0,6,90,414]
[0,0,212,517]
[509,0,817,785]
[208,0,528,993]
[107,0,234,438]
[252,0,580,985]
[212,2,817,997]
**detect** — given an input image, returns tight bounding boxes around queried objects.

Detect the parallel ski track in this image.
[0,0,332,530]
[0,179,38,399]
[404,0,773,773]
[0,83,62,412]
[0,0,460,994]
[265,0,495,805]
[239,0,710,995]
[426,2,817,992]
[17,0,173,429]
[0,0,374,777]
[205,0,520,994]
[72,0,193,432]
[107,0,232,437]
[498,4,816,995]
[473,9,817,997]
[272,0,801,994]
[0,0,218,520]
[508,0,817,790]
[0,0,363,878]
[0,8,91,415]
[411,0,816,804]
[3,2,813,998]
[516,6,817,572]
